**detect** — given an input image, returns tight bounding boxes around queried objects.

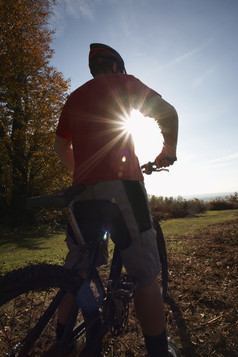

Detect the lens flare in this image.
[123,109,163,163]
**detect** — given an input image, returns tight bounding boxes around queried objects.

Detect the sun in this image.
[124,109,163,164]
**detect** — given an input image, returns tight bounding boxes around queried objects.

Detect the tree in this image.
[0,0,71,226]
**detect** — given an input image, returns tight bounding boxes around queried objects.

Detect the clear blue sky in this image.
[48,0,238,198]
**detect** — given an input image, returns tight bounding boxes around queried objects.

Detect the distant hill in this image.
[182,192,235,202]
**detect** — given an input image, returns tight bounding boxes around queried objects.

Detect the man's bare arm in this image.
[54,135,74,171]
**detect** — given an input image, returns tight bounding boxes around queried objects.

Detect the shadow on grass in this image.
[0,235,49,250]
[0,226,60,250]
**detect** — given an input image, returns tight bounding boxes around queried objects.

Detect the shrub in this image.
[187,198,207,215]
[226,193,238,207]
[207,192,238,211]
[150,196,206,220]
[207,200,234,211]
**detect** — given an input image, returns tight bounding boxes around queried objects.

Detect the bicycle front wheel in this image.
[0,264,81,357]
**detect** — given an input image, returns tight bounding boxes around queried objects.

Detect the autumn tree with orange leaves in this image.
[0,0,71,225]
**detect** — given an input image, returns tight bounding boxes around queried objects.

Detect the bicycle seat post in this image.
[65,202,86,246]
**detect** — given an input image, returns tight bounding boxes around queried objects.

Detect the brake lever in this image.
[141,161,169,175]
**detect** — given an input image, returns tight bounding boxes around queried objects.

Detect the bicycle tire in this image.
[0,264,82,357]
[153,219,168,301]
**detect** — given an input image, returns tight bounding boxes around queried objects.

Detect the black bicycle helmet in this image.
[89,43,126,76]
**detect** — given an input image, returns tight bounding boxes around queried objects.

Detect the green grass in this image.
[160,209,238,236]
[0,231,67,274]
[0,209,237,274]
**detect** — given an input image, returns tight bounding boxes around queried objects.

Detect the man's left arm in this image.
[54,134,74,171]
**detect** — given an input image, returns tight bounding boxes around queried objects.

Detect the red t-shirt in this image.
[56,74,160,184]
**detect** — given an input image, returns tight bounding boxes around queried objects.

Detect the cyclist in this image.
[54,43,178,357]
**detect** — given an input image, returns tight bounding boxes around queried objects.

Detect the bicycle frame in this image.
[23,181,166,356]
[54,241,134,355]
[0,167,178,356]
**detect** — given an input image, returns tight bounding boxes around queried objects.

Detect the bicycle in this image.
[0,163,180,357]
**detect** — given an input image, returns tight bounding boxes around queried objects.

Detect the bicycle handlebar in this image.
[141,162,169,175]
[26,184,85,209]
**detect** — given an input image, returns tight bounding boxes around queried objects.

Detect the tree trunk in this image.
[9,97,29,226]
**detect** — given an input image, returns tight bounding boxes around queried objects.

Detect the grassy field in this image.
[0,231,67,274]
[160,209,238,235]
[0,209,237,274]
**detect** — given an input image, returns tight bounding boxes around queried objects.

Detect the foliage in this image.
[226,192,238,203]
[150,195,207,220]
[0,0,71,225]
[207,193,238,211]
[207,200,233,211]
[150,193,238,220]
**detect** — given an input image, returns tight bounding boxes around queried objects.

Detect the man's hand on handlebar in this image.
[155,154,177,169]
[141,150,177,175]
[155,145,177,169]
[141,162,169,175]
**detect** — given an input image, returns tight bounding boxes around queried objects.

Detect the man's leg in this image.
[57,287,102,357]
[134,277,168,357]
[56,293,75,340]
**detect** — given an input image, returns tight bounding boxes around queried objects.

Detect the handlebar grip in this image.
[141,162,169,175]
[141,162,156,175]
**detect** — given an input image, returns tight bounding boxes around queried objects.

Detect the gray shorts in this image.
[64,180,160,286]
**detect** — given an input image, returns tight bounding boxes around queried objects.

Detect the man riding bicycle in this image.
[54,43,178,357]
